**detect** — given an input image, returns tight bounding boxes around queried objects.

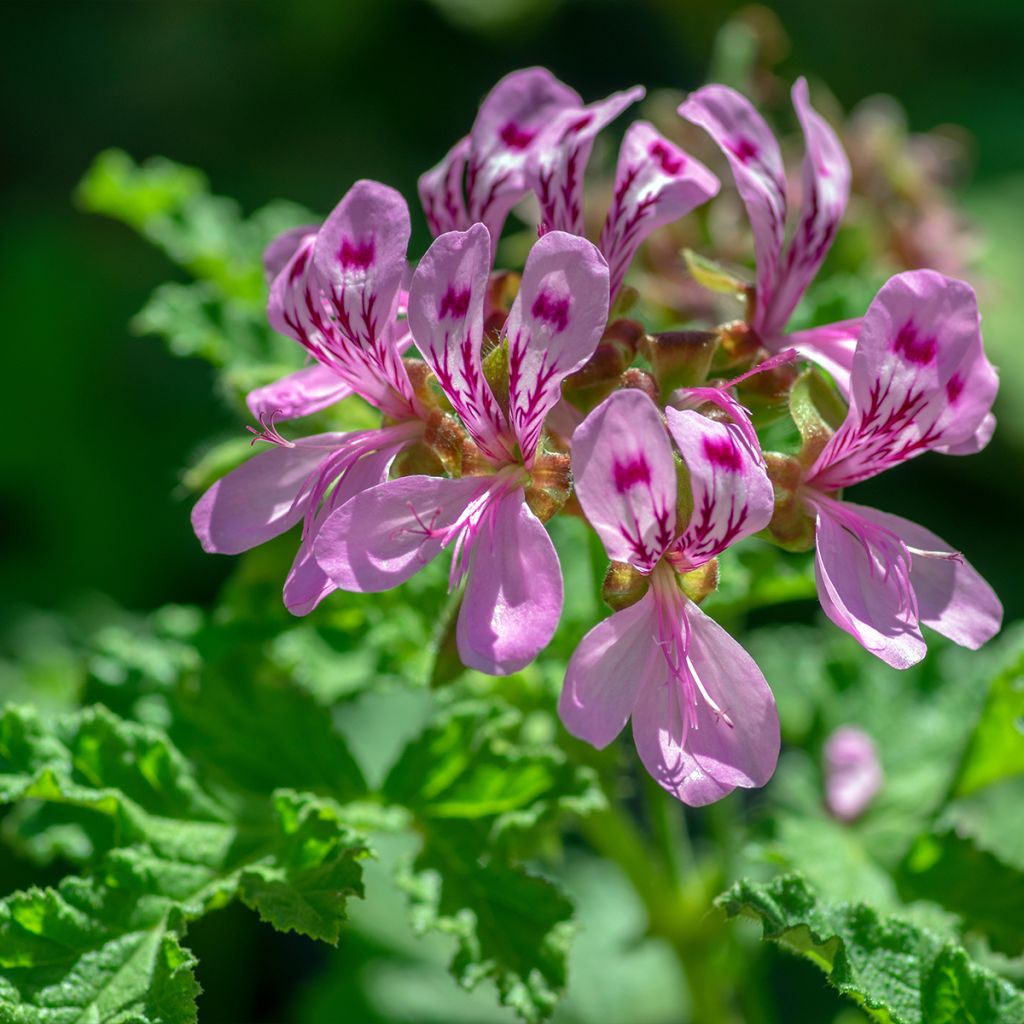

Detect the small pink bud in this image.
[824,726,883,822]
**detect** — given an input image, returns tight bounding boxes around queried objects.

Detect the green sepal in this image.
[789,366,848,468]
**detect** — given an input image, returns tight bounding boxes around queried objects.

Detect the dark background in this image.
[3,0,1022,616]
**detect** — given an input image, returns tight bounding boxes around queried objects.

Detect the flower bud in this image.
[526,451,573,523]
[789,367,847,468]
[713,319,760,368]
[681,558,719,604]
[619,367,659,401]
[423,409,466,477]
[482,337,511,420]
[602,560,650,611]
[641,329,718,399]
[764,452,815,550]
[824,726,883,822]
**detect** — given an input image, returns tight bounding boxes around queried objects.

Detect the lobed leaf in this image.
[718,874,1024,1024]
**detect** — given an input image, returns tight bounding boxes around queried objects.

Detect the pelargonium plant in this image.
[13,53,1021,1024]
[194,66,1001,807]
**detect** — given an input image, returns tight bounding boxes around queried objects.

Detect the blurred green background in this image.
[3,3,1023,1022]
[3,0,1022,624]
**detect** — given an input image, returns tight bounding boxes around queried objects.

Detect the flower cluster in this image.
[194,68,1001,806]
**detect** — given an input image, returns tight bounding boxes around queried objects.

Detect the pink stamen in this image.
[247,409,295,448]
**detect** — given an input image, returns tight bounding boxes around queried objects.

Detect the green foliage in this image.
[76,150,315,401]
[718,874,1024,1024]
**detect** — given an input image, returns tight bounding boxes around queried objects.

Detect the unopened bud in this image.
[423,410,466,477]
[525,451,573,523]
[562,319,643,413]
[404,358,447,412]
[680,558,719,603]
[713,319,760,368]
[602,561,650,611]
[789,368,848,468]
[824,726,883,822]
[482,337,511,420]
[764,452,815,550]
[391,441,446,479]
[683,248,750,299]
[619,367,659,401]
[641,330,718,398]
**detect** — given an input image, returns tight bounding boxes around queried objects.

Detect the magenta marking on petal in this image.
[530,290,570,333]
[613,456,652,494]
[499,120,536,150]
[288,245,311,282]
[892,322,936,365]
[702,434,743,472]
[437,285,472,320]
[649,139,686,175]
[561,112,594,140]
[946,373,965,403]
[338,237,375,269]
[727,136,759,164]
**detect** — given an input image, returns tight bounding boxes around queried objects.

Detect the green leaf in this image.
[238,791,367,943]
[382,700,602,1021]
[718,874,1024,1024]
[402,824,574,1024]
[0,880,200,1024]
[952,650,1024,797]
[0,704,371,1020]
[898,828,1024,956]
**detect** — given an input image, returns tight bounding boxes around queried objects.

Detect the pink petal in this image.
[191,434,345,556]
[263,224,318,283]
[407,223,513,463]
[314,474,483,593]
[852,505,1002,651]
[246,364,352,422]
[505,231,610,464]
[282,442,403,616]
[529,86,645,236]
[679,84,787,337]
[311,180,418,410]
[631,600,779,806]
[824,726,883,821]
[572,389,677,572]
[812,499,926,669]
[418,136,470,236]
[559,590,658,748]
[268,233,412,419]
[665,407,774,564]
[785,319,861,396]
[598,121,719,300]
[456,490,563,675]
[759,79,850,338]
[810,271,996,490]
[467,68,582,250]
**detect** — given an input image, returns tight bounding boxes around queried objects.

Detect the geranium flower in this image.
[418,67,582,255]
[314,224,610,674]
[192,180,428,614]
[559,387,779,805]
[801,270,1002,667]
[528,92,720,302]
[680,79,860,390]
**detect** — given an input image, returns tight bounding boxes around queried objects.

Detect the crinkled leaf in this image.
[718,874,1024,1024]
[0,880,200,1024]
[401,823,574,1024]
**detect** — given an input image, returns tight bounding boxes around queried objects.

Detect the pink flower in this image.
[191,181,427,615]
[421,68,719,303]
[313,224,610,675]
[559,388,780,805]
[823,726,883,821]
[680,80,860,391]
[802,270,1002,667]
[418,68,582,258]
